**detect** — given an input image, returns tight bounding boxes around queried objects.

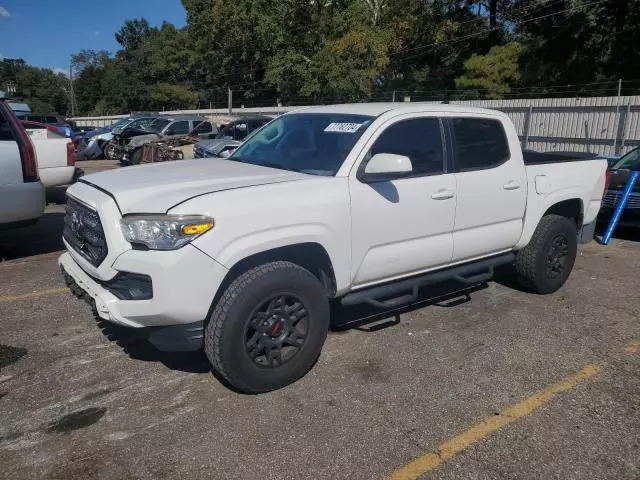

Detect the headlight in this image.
[120,215,214,250]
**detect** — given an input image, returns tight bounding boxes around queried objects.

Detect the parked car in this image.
[21,121,79,188]
[0,92,44,230]
[59,103,608,393]
[598,146,640,227]
[122,116,218,164]
[194,116,272,158]
[76,116,158,160]
[21,114,70,129]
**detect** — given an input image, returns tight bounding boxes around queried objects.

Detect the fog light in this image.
[104,272,153,300]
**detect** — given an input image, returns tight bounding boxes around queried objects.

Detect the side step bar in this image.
[341,252,516,309]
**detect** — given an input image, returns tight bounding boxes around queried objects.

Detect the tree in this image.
[455,42,524,98]
[115,18,152,50]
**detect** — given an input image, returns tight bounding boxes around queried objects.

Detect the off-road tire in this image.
[515,214,577,294]
[204,261,330,393]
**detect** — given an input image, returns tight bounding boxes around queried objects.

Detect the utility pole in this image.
[68,63,78,117]
[617,78,622,98]
[228,88,233,115]
[613,79,623,155]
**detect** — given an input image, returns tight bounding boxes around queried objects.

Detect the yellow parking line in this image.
[0,287,68,304]
[624,341,639,354]
[388,364,600,480]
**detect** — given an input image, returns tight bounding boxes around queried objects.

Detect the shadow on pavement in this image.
[93,316,211,374]
[88,280,489,378]
[0,211,65,261]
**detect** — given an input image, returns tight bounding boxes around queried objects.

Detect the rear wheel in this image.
[515,214,578,293]
[204,261,330,393]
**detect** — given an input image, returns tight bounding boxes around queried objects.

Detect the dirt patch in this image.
[0,345,27,369]
[46,407,107,434]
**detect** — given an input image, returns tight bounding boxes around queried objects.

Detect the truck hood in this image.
[78,158,309,214]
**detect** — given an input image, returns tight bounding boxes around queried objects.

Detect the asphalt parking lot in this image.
[0,179,639,479]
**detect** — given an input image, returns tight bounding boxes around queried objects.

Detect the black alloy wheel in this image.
[244,294,308,368]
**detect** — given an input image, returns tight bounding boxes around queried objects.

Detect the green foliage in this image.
[9,0,639,115]
[0,59,69,114]
[456,42,524,98]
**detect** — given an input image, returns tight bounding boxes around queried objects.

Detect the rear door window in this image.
[0,107,16,141]
[168,121,190,135]
[193,121,213,134]
[451,118,510,171]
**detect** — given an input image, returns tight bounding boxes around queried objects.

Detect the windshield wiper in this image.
[257,162,305,173]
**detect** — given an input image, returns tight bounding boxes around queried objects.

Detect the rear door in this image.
[165,120,190,138]
[448,116,526,261]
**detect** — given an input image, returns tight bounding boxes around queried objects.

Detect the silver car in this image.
[194,116,271,159]
[124,116,218,164]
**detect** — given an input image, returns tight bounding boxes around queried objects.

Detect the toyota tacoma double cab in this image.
[59,104,608,393]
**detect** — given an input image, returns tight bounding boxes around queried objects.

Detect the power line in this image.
[389,0,609,63]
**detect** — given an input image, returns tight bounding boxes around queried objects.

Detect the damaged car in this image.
[193,116,271,158]
[122,116,217,165]
[76,115,157,160]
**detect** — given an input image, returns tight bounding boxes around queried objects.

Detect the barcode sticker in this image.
[324,122,364,133]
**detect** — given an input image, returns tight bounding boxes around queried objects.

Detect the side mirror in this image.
[361,153,413,182]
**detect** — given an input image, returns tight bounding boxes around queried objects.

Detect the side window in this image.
[168,120,190,135]
[451,118,510,171]
[128,118,149,129]
[234,123,248,141]
[45,116,59,124]
[368,118,444,176]
[0,109,16,141]
[193,121,213,134]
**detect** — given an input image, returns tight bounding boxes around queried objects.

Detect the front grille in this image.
[63,197,108,266]
[602,190,640,210]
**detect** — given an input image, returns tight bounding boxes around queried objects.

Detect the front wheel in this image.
[515,214,578,294]
[205,261,330,393]
[103,142,121,160]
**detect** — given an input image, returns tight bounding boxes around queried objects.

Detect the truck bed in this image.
[522,150,602,165]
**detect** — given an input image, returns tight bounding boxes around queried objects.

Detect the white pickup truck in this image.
[59,104,608,393]
[22,124,77,188]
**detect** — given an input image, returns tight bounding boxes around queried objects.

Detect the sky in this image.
[0,0,187,74]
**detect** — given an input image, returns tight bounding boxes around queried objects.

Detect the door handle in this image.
[503,181,521,190]
[431,189,455,200]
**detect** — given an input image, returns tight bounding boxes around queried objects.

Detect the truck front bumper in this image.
[59,246,229,351]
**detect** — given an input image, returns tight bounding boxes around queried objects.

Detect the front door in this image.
[350,116,456,287]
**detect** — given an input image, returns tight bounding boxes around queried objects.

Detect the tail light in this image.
[66,141,76,166]
[604,167,612,192]
[18,138,38,182]
[0,103,39,182]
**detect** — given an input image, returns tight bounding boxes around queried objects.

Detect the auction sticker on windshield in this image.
[324,122,365,133]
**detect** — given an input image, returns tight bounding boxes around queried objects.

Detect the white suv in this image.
[0,92,45,230]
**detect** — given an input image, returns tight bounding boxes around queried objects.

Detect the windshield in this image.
[147,118,170,133]
[110,118,129,129]
[230,113,374,176]
[612,147,640,171]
